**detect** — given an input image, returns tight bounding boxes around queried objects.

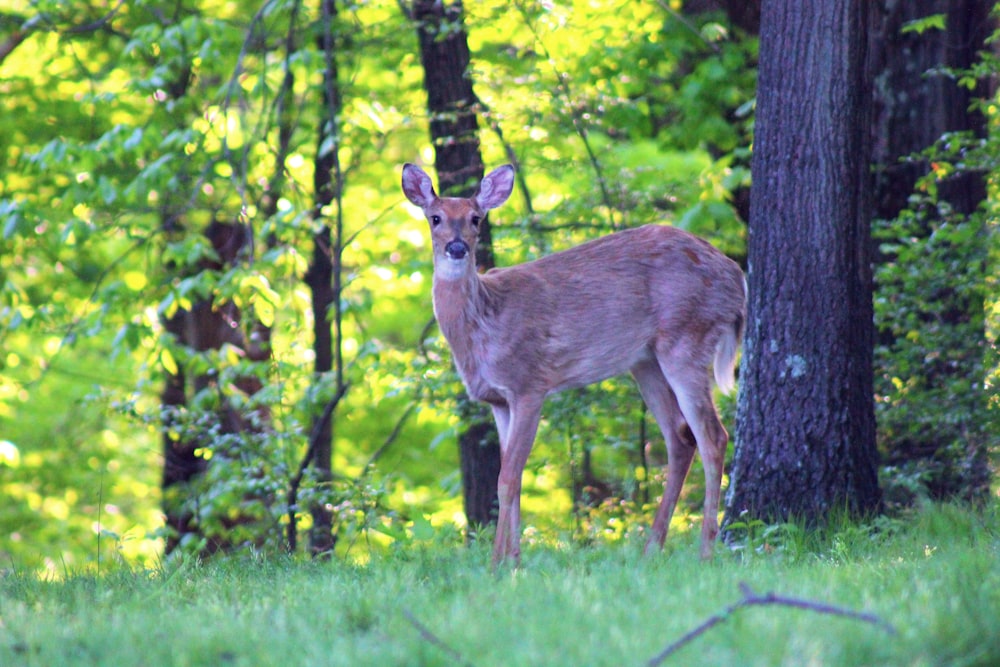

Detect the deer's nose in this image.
[445,240,470,259]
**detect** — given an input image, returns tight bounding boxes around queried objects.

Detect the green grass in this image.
[1,503,998,666]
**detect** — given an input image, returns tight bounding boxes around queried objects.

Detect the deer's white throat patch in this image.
[435,255,469,281]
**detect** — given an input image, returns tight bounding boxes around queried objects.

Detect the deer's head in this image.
[402,163,515,281]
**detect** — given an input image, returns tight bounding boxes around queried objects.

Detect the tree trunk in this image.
[412,0,485,198]
[725,1,881,525]
[871,1,990,220]
[870,0,993,504]
[411,0,501,531]
[303,0,343,558]
[160,315,202,554]
[152,16,272,557]
[161,221,266,555]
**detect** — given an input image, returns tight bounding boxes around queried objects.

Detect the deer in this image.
[401,163,746,566]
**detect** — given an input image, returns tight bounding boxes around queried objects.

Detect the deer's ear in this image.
[402,163,437,208]
[476,165,515,211]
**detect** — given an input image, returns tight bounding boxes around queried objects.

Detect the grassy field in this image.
[1,503,998,667]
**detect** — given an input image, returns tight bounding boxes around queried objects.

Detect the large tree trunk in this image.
[870,0,993,504]
[725,1,881,524]
[411,0,501,531]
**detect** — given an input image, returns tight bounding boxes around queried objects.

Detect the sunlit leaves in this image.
[0,0,765,565]
[900,13,947,36]
[0,440,20,467]
[160,347,180,376]
[235,273,280,327]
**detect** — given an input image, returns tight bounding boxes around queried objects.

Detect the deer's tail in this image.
[713,277,747,395]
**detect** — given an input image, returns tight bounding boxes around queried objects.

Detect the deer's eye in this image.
[470,215,481,228]
[430,215,442,226]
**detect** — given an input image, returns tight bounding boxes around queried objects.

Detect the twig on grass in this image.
[646,581,897,666]
[402,608,476,667]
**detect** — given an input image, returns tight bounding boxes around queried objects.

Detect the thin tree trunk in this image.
[725,1,881,525]
[303,0,343,558]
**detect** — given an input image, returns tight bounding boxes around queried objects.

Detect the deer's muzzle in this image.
[445,240,470,260]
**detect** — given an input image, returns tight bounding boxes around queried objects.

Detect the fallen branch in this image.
[646,582,897,666]
[402,608,475,667]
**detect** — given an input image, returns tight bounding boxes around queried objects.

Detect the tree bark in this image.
[725,1,881,525]
[302,0,343,558]
[160,314,202,554]
[411,0,500,530]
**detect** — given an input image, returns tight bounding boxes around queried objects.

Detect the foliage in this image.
[874,189,996,506]
[0,0,756,569]
[2,0,994,571]
[0,503,998,666]
[873,13,1000,506]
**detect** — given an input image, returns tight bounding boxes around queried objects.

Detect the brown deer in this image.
[402,163,746,566]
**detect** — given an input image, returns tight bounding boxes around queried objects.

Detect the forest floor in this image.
[0,502,998,666]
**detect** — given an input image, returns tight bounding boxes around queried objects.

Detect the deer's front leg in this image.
[491,395,543,568]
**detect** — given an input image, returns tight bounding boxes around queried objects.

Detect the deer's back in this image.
[467,225,744,397]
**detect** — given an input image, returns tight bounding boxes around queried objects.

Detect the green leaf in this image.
[160,348,179,376]
[123,127,144,151]
[901,14,946,35]
[411,514,435,541]
[700,22,728,43]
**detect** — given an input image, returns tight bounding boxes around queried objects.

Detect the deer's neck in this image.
[432,267,490,342]
[432,267,503,400]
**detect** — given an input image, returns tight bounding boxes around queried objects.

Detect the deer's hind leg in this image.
[654,342,729,560]
[631,358,697,555]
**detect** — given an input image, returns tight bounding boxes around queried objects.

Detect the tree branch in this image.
[402,608,476,667]
[0,29,28,66]
[646,582,897,666]
[362,402,417,470]
[0,1,129,66]
[64,0,127,35]
[513,1,616,226]
[476,98,534,216]
[654,0,723,54]
[285,381,350,552]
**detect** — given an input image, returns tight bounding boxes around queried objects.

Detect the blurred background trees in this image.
[0,0,995,572]
[870,0,996,507]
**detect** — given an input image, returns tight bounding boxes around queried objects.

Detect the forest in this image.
[0,0,997,575]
